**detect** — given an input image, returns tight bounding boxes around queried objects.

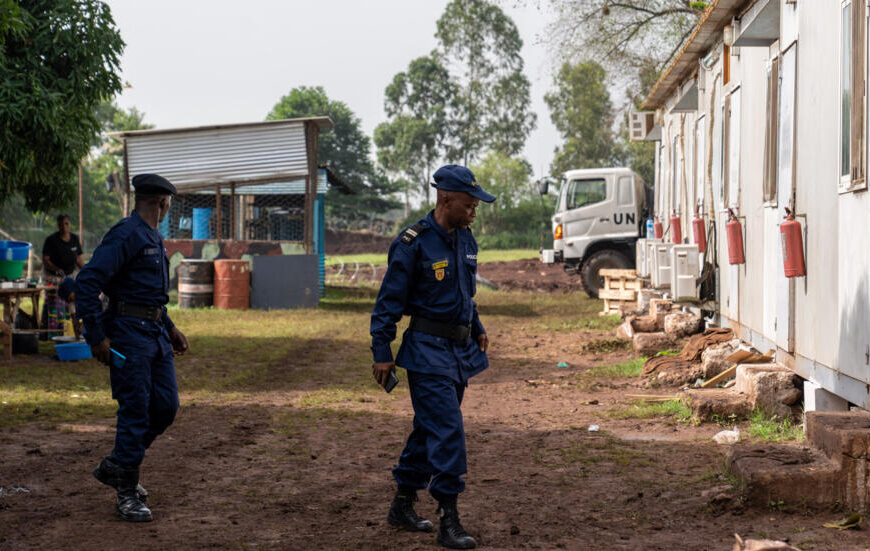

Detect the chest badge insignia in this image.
[432,259,448,281]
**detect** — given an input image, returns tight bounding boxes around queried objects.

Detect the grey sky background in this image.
[105,0,561,183]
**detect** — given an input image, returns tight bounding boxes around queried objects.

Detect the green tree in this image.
[266,86,399,225]
[435,0,536,164]
[545,1,704,75]
[0,0,124,211]
[546,61,619,176]
[375,55,454,209]
[0,102,151,253]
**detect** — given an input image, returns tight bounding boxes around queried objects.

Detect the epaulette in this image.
[400,222,428,245]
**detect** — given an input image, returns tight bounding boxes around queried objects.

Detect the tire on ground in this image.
[579,250,632,299]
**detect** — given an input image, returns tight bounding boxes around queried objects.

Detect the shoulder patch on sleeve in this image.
[400,222,428,245]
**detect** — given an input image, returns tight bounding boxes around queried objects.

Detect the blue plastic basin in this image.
[55,342,93,361]
[0,241,31,261]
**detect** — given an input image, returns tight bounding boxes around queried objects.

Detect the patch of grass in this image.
[326,248,539,267]
[0,391,115,428]
[586,357,646,378]
[654,349,680,357]
[581,337,631,353]
[606,399,694,423]
[748,408,804,442]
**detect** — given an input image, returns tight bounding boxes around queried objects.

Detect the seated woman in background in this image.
[41,215,84,337]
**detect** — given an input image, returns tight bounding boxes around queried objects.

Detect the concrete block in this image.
[804,380,849,413]
[701,338,741,378]
[637,288,660,311]
[663,312,703,338]
[632,332,674,357]
[649,298,671,318]
[684,389,752,420]
[736,364,798,416]
[631,314,664,333]
[616,319,634,340]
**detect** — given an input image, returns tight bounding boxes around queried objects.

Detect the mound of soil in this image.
[478,258,585,293]
[325,229,393,255]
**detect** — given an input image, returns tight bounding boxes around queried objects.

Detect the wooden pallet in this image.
[599,269,641,315]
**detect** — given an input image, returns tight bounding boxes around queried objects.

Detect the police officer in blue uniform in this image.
[76,173,189,522]
[371,165,495,549]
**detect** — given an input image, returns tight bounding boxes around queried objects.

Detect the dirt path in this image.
[1,284,865,550]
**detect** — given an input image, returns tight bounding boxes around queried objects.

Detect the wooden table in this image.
[0,286,48,361]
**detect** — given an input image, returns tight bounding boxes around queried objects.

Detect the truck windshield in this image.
[563,178,606,210]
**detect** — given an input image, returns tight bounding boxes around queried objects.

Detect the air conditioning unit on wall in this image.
[652,243,674,289]
[670,244,700,300]
[636,238,660,278]
[629,111,656,141]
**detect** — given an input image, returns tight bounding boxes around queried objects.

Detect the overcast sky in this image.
[105,0,561,182]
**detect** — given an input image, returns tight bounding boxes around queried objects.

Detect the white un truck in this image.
[539,167,652,298]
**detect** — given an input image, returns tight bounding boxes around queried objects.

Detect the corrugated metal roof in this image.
[115,118,334,192]
[642,0,751,111]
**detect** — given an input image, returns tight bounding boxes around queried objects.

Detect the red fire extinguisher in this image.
[727,208,745,265]
[670,212,682,244]
[692,206,706,253]
[654,216,663,239]
[780,207,806,277]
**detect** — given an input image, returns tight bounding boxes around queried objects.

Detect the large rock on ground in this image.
[649,298,672,317]
[736,364,800,418]
[616,319,635,340]
[631,314,664,333]
[684,389,752,420]
[701,338,741,378]
[655,363,704,387]
[633,332,674,357]
[663,312,703,338]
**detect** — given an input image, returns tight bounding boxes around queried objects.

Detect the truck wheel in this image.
[579,250,631,299]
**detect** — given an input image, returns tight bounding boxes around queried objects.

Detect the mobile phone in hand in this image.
[110,348,126,369]
[384,370,399,393]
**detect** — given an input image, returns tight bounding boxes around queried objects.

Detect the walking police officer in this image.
[371,165,495,549]
[76,173,189,522]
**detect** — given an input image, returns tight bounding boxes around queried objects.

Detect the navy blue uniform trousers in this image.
[392,370,467,498]
[109,328,178,467]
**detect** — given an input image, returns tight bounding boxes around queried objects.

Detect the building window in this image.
[763,56,780,203]
[841,0,866,191]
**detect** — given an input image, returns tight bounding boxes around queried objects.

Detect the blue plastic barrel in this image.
[158,216,170,237]
[192,208,213,239]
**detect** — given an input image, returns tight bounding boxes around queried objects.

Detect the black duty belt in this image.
[111,301,163,322]
[409,317,471,342]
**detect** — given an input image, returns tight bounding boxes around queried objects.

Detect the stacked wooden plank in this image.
[599,269,641,315]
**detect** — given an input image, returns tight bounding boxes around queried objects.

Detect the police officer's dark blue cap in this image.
[132,173,177,196]
[58,276,76,302]
[431,165,496,203]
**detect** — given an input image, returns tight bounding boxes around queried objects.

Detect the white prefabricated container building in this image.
[638,0,870,408]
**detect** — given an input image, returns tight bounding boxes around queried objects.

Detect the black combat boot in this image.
[387,487,434,532]
[93,456,148,503]
[436,495,476,549]
[115,465,152,522]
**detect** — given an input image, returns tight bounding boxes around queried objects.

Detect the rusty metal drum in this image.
[213,259,250,310]
[178,259,214,308]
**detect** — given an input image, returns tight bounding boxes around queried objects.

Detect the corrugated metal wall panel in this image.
[126,123,308,190]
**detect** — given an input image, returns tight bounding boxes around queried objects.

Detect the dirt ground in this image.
[1,268,867,550]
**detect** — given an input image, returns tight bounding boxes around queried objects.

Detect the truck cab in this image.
[540,167,649,297]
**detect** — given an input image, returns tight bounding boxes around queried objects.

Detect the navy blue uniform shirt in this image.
[371,212,487,382]
[76,210,175,347]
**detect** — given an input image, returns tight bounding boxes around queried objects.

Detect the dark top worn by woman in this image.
[43,232,83,276]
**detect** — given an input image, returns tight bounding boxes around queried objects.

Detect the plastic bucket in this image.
[0,241,31,261]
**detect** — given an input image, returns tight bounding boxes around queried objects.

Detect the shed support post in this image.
[215,185,222,240]
[230,183,236,241]
[303,121,320,255]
